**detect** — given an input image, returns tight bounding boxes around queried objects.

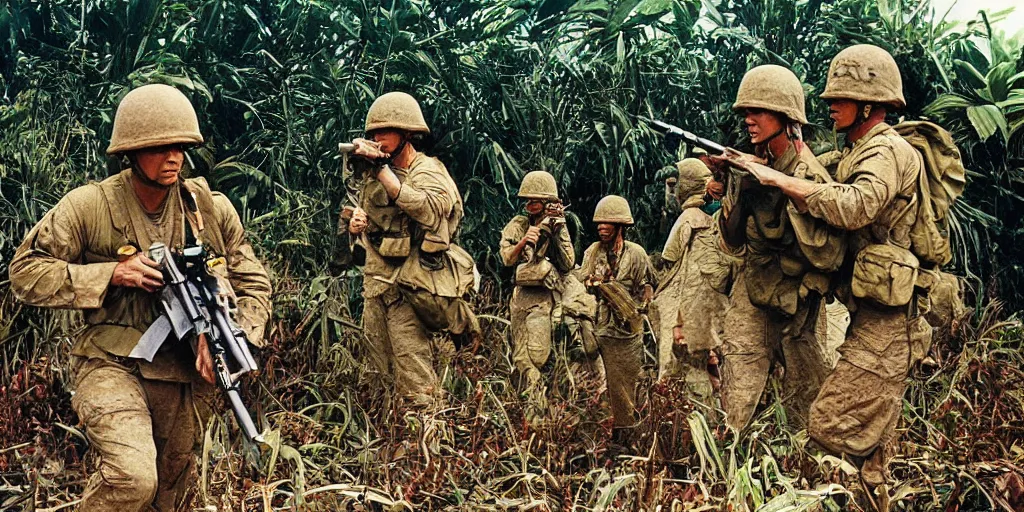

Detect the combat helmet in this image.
[365,92,431,134]
[518,171,559,201]
[821,44,906,108]
[593,195,634,225]
[107,84,203,155]
[732,65,808,125]
[675,158,712,203]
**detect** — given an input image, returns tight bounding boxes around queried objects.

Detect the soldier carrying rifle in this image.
[8,84,272,511]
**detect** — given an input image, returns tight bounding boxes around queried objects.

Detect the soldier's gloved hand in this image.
[523,225,541,246]
[348,207,368,235]
[351,138,390,161]
[195,333,216,385]
[111,254,163,292]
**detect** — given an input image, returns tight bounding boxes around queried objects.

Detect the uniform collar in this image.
[846,122,892,150]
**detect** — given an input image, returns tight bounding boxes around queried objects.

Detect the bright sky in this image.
[931,0,1024,36]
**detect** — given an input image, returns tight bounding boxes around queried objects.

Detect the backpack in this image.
[894,121,967,266]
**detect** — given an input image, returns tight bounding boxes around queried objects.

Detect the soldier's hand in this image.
[195,334,216,385]
[523,225,541,246]
[111,254,163,292]
[351,138,390,160]
[705,178,725,200]
[348,207,368,235]
[672,324,684,343]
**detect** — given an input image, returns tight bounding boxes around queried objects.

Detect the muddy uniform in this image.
[9,170,271,511]
[576,241,656,427]
[337,152,476,404]
[720,143,844,430]
[500,215,575,388]
[806,122,931,479]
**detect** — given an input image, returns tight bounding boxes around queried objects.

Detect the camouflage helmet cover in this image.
[106,84,204,155]
[732,65,809,125]
[820,44,906,108]
[364,92,431,134]
[518,170,559,201]
[593,195,634,225]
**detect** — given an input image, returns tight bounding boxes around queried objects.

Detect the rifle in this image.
[639,116,749,179]
[129,242,264,443]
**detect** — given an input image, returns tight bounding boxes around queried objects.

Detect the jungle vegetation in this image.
[2,0,1023,510]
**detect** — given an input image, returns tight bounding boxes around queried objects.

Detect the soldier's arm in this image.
[394,166,455,234]
[499,218,526,267]
[801,149,900,230]
[8,189,118,309]
[573,244,597,283]
[549,222,575,272]
[212,193,273,347]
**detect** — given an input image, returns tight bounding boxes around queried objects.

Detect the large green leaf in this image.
[966,103,1009,141]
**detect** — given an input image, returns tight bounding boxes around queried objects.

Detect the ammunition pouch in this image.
[515,258,556,288]
[851,244,919,307]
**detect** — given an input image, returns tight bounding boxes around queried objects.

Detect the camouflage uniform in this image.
[9,83,271,512]
[576,196,656,428]
[337,152,475,404]
[719,66,845,430]
[500,213,575,391]
[653,159,739,410]
[337,92,478,405]
[806,45,933,487]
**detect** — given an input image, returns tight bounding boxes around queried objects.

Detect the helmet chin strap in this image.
[382,134,410,166]
[126,155,174,190]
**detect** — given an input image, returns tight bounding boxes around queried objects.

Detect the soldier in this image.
[725,45,935,504]
[8,84,272,511]
[651,158,716,385]
[500,171,574,420]
[336,92,479,407]
[708,65,846,431]
[576,195,656,452]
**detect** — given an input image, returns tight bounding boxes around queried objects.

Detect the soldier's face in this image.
[828,100,859,131]
[369,129,404,154]
[597,223,618,243]
[134,145,184,187]
[525,200,544,215]
[743,108,785,144]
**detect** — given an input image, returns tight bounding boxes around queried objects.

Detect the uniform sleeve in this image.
[212,193,273,347]
[574,244,597,282]
[8,188,118,309]
[499,218,526,267]
[394,164,455,234]
[804,148,900,231]
[551,223,576,272]
[661,214,688,263]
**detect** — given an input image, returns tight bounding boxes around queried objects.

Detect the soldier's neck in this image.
[391,144,418,169]
[765,134,791,165]
[847,112,887,144]
[131,176,171,214]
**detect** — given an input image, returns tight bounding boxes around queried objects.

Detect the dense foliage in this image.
[2,0,1024,510]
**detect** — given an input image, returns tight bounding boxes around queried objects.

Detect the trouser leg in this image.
[386,291,439,403]
[144,380,198,512]
[780,296,829,429]
[810,306,929,486]
[719,275,777,430]
[73,358,159,512]
[361,294,393,379]
[599,334,643,427]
